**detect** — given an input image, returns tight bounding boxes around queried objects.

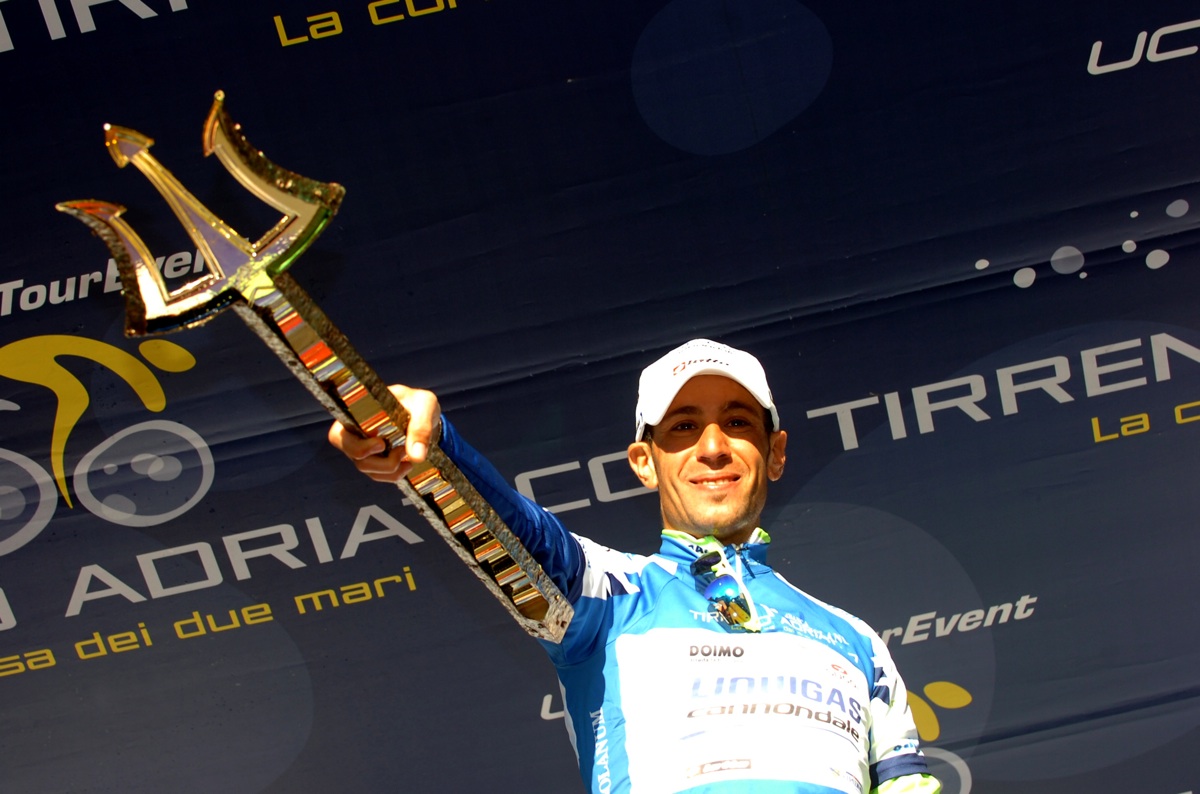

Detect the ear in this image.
[766,430,788,481]
[627,441,659,490]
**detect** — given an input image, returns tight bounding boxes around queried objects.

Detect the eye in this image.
[670,420,698,432]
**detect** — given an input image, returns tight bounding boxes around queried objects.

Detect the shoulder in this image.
[767,570,895,668]
[770,570,881,638]
[573,534,674,599]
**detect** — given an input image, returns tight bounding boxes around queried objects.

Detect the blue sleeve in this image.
[437,417,586,602]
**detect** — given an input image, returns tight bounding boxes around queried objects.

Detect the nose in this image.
[696,423,732,466]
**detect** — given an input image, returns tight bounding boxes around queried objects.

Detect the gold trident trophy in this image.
[56,91,572,642]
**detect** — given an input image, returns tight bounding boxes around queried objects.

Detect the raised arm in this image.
[326,385,585,603]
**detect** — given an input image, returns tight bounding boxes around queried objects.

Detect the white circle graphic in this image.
[73,420,214,528]
[1146,250,1170,270]
[1050,245,1084,275]
[0,447,58,556]
[924,748,973,794]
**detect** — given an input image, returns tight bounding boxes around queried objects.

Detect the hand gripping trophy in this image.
[56,91,572,641]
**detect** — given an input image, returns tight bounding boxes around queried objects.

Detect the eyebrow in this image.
[662,400,762,420]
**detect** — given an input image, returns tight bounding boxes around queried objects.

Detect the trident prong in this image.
[58,90,345,334]
[55,199,243,333]
[55,92,573,641]
[200,90,344,274]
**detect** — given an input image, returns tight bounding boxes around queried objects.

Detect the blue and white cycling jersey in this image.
[440,419,937,794]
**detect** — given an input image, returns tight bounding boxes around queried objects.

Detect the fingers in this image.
[327,420,404,482]
[325,384,442,484]
[391,384,441,463]
[327,421,384,459]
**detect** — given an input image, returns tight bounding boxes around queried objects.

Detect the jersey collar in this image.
[659,527,772,566]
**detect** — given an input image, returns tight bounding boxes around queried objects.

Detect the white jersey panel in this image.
[615,628,871,794]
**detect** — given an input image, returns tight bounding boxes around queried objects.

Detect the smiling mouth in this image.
[692,476,740,487]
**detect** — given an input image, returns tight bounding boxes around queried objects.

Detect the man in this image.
[330,339,940,794]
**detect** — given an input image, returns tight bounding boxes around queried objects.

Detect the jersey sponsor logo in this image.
[829,662,856,684]
[831,767,864,793]
[780,613,850,649]
[690,599,779,632]
[690,675,864,724]
[686,701,863,744]
[689,643,745,659]
[589,707,613,794]
[687,758,752,778]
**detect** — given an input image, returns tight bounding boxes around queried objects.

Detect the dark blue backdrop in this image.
[1,1,1198,791]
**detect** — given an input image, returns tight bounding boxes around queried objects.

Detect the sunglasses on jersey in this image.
[691,551,760,633]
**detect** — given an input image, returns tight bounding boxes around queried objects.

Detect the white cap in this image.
[634,339,779,441]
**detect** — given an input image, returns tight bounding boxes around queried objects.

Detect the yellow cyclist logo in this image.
[910,680,973,742]
[0,334,214,556]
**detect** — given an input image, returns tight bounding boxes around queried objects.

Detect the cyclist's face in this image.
[627,376,786,546]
